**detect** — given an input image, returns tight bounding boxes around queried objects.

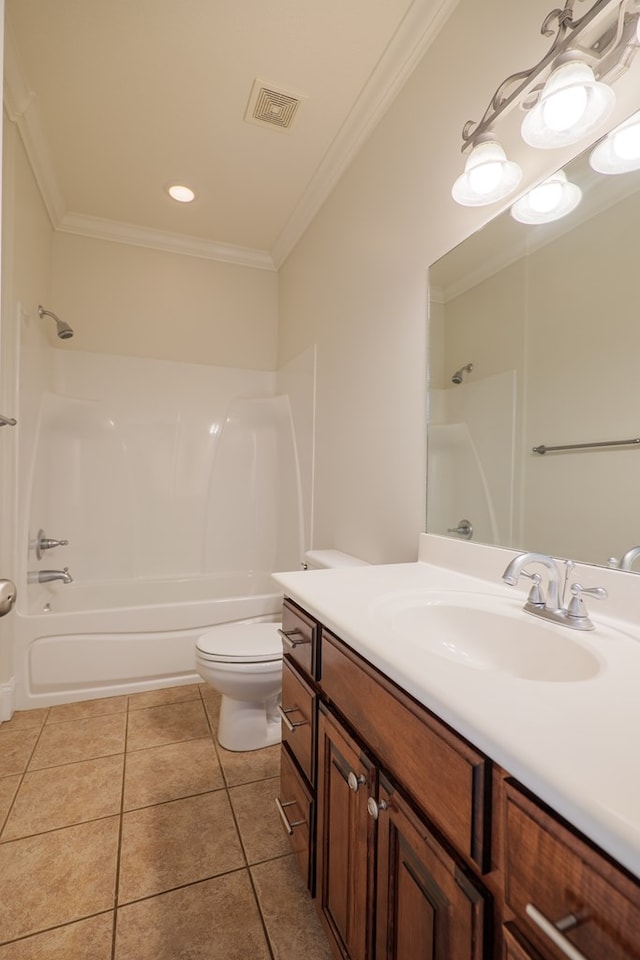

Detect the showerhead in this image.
[38,305,74,340]
[451,362,473,385]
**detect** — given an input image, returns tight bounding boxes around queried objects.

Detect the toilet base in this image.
[217,693,282,752]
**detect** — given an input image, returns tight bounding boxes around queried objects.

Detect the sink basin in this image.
[371,590,602,682]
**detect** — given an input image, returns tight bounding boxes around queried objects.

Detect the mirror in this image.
[428,139,640,572]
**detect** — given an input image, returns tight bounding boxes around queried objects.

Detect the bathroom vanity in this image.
[273,537,640,960]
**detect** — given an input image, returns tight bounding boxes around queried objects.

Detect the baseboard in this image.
[0,677,16,723]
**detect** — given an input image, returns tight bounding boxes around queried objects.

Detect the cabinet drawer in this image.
[277,744,314,892]
[280,656,315,784]
[504,781,640,960]
[320,630,491,871]
[281,599,318,679]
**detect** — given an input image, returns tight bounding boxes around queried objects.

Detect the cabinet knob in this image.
[277,704,309,733]
[278,627,311,649]
[347,771,366,793]
[526,904,586,960]
[275,796,306,836]
[366,797,388,820]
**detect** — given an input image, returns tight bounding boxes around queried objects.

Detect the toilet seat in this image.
[196,622,282,664]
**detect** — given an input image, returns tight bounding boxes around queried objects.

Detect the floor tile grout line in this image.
[247,861,278,960]
[0,908,115,950]
[115,865,251,910]
[111,697,131,960]
[0,707,51,840]
[25,747,127,774]
[0,810,123,846]
[122,783,228,815]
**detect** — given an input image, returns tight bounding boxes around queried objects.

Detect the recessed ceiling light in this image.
[167,184,195,203]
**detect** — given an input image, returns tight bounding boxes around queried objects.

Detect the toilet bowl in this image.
[196,550,369,751]
[196,621,282,752]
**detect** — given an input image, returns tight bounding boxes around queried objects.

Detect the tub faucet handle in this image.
[35,529,69,560]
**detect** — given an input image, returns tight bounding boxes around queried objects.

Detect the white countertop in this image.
[273,535,640,879]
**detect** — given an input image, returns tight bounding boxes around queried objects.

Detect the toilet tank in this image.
[303,549,370,569]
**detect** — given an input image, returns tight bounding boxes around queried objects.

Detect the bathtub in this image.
[14,573,282,709]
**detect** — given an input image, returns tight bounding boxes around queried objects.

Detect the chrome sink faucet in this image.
[28,567,73,584]
[619,545,640,572]
[501,552,606,631]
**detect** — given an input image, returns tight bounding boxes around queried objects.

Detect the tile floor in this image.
[0,683,333,960]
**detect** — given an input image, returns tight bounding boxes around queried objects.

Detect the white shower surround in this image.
[15,349,312,709]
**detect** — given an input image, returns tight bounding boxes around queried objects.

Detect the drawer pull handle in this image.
[347,771,366,792]
[277,704,309,733]
[367,797,388,820]
[278,627,311,649]
[526,904,586,960]
[275,796,306,836]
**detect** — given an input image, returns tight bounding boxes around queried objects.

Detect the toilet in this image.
[195,550,368,751]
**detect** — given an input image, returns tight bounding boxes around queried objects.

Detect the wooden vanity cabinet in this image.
[278,598,640,960]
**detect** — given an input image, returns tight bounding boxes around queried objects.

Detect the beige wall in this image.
[277,0,640,564]
[276,0,560,563]
[51,233,278,369]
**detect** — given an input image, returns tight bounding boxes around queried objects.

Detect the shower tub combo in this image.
[15,376,306,710]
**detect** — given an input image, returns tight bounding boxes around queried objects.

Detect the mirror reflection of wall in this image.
[429,152,640,571]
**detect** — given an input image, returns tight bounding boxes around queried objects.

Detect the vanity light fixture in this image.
[589,108,640,171]
[452,0,640,208]
[520,58,615,149]
[510,169,582,223]
[451,136,522,206]
[167,184,195,203]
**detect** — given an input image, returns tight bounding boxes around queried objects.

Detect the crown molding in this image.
[57,213,276,270]
[4,0,460,272]
[271,0,461,267]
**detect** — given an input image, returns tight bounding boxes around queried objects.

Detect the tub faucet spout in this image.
[28,567,73,584]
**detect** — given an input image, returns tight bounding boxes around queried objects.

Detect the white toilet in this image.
[195,549,368,751]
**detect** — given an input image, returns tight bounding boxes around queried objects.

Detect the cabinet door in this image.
[316,706,375,960]
[375,775,490,960]
[503,923,546,960]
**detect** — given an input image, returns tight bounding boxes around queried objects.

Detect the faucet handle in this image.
[521,571,544,607]
[567,582,608,619]
[35,529,69,560]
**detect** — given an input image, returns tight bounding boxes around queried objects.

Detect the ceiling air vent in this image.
[244,79,304,132]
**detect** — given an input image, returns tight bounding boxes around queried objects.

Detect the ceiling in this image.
[5,0,456,269]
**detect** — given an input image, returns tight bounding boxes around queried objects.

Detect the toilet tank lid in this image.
[304,549,370,569]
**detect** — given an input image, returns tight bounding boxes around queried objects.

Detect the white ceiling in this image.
[5,0,457,269]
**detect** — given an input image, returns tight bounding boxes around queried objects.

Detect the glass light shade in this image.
[452,140,522,207]
[521,61,615,149]
[590,111,640,174]
[510,169,582,224]
[168,184,195,202]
